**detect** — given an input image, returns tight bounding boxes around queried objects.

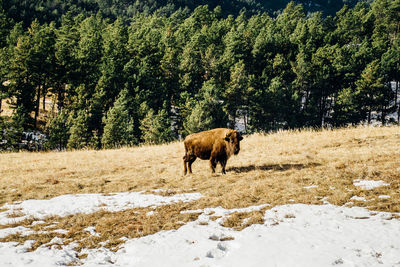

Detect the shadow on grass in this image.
[227,162,321,174]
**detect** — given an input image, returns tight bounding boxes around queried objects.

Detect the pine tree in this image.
[0,108,26,151]
[53,12,82,109]
[310,45,340,126]
[224,60,248,128]
[0,0,10,48]
[45,109,69,150]
[183,79,226,134]
[67,110,91,149]
[333,87,361,125]
[101,89,136,148]
[139,106,174,144]
[95,18,129,113]
[355,60,393,124]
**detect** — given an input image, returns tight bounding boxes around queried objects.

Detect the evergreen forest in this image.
[0,0,399,150]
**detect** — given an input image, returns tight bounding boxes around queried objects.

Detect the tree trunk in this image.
[34,85,41,130]
[303,90,309,114]
[368,107,371,125]
[244,104,249,132]
[320,96,326,127]
[57,84,65,109]
[396,81,399,123]
[232,111,236,129]
[395,81,398,110]
[42,81,47,111]
[42,92,46,111]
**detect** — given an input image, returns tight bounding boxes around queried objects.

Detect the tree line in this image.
[2,0,360,28]
[0,0,399,150]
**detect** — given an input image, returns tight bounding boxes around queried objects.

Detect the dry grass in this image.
[1,126,400,253]
[0,202,201,252]
[1,125,400,210]
[6,209,25,218]
[222,209,266,230]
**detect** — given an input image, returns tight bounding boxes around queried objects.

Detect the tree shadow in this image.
[227,162,321,174]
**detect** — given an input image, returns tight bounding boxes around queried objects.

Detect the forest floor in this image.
[0,126,400,266]
[1,97,54,130]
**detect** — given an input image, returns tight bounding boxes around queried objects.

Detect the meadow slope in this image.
[0,126,400,265]
[1,126,400,210]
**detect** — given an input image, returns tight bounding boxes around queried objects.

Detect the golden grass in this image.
[1,126,400,210]
[0,202,201,253]
[222,209,266,230]
[6,210,25,218]
[1,126,400,254]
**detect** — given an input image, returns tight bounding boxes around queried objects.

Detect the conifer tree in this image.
[0,111,24,150]
[139,106,173,144]
[101,89,136,148]
[355,60,393,124]
[184,79,226,134]
[67,110,91,149]
[45,109,69,150]
[95,18,129,113]
[224,60,248,128]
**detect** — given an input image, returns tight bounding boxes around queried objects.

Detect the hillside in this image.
[2,0,399,152]
[2,0,361,27]
[0,126,400,265]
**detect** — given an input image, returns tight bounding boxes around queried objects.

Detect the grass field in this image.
[1,126,400,253]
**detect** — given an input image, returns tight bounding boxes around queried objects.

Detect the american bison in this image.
[183,128,243,175]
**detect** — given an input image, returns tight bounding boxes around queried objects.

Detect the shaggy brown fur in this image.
[183,128,243,175]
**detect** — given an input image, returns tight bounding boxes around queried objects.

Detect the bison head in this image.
[224,130,243,155]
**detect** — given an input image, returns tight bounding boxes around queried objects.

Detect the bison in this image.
[183,128,243,175]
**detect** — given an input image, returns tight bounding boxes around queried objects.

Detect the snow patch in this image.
[0,226,33,238]
[353,179,389,190]
[83,227,100,237]
[304,185,318,189]
[1,195,400,266]
[350,196,366,201]
[0,191,202,225]
[100,204,400,266]
[52,229,69,235]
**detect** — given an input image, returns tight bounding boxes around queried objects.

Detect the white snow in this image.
[353,179,389,190]
[0,226,34,238]
[0,191,202,225]
[304,185,318,189]
[1,192,400,266]
[109,204,400,267]
[350,196,366,201]
[83,227,100,237]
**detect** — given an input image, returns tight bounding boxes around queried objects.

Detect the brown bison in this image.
[183,128,243,175]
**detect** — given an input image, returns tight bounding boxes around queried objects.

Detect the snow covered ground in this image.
[0,191,202,225]
[353,179,390,190]
[1,190,400,266]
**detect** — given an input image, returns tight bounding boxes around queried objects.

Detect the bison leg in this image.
[220,158,227,174]
[183,155,188,175]
[188,155,196,174]
[183,154,196,175]
[209,158,217,173]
